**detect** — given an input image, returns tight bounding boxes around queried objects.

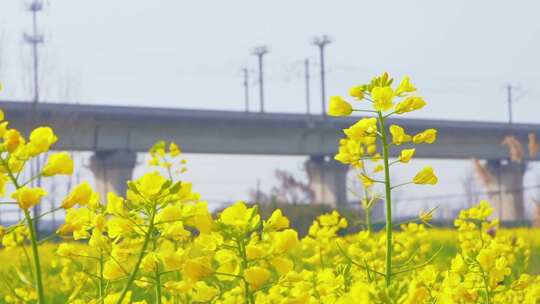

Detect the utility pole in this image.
[304,58,311,115]
[256,178,261,203]
[251,46,269,113]
[24,0,45,233]
[312,35,332,116]
[507,85,513,125]
[242,67,249,112]
[24,0,44,105]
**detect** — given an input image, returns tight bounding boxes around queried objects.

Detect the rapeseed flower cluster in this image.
[0,77,539,303]
[329,72,440,287]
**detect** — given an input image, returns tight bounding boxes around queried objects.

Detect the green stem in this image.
[362,184,373,234]
[378,111,393,287]
[236,236,254,304]
[390,181,413,190]
[32,206,62,221]
[21,244,35,281]
[115,205,158,304]
[478,262,492,304]
[155,269,162,304]
[99,251,105,304]
[174,242,181,304]
[153,238,162,304]
[352,109,378,114]
[0,155,46,303]
[24,209,46,304]
[365,206,373,234]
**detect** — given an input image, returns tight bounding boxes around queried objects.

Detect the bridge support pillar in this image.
[483,160,527,221]
[89,150,137,200]
[305,155,348,208]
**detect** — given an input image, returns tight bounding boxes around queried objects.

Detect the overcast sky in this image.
[1,0,539,217]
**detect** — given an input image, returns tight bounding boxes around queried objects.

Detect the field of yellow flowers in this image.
[1,73,540,304]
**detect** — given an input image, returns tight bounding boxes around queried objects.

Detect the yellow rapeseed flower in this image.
[394,96,426,114]
[399,148,415,163]
[159,247,185,272]
[246,244,266,260]
[419,265,438,285]
[271,257,294,275]
[183,258,213,282]
[413,129,437,144]
[11,186,47,210]
[477,248,496,270]
[0,121,8,137]
[164,280,192,295]
[137,171,167,197]
[272,229,299,254]
[419,207,437,223]
[328,96,353,117]
[57,207,94,239]
[56,243,80,257]
[104,292,132,304]
[62,182,94,209]
[29,126,58,156]
[413,166,438,185]
[183,201,213,234]
[344,118,378,140]
[349,85,365,100]
[371,86,395,111]
[103,260,125,281]
[264,209,289,231]
[192,281,219,302]
[140,252,161,272]
[161,222,191,240]
[42,152,74,176]
[106,191,126,216]
[359,174,375,187]
[3,129,25,152]
[220,201,260,231]
[107,217,133,239]
[0,173,8,197]
[373,164,384,173]
[395,76,416,96]
[389,125,411,145]
[169,142,182,156]
[244,266,271,290]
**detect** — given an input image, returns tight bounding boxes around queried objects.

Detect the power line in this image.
[282,58,317,114]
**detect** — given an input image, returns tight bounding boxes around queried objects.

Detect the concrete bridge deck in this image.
[1,100,539,160]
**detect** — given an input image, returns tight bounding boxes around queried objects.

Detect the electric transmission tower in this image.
[242,67,250,112]
[304,58,311,115]
[24,0,45,233]
[506,84,515,126]
[505,84,529,127]
[24,0,44,105]
[312,35,332,116]
[251,46,269,113]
